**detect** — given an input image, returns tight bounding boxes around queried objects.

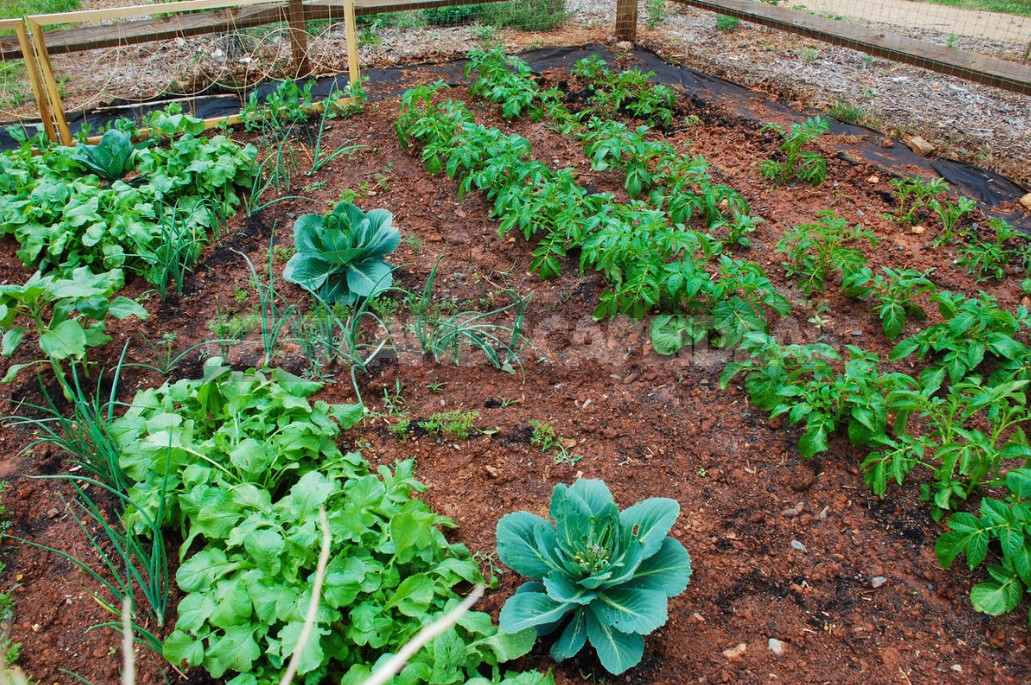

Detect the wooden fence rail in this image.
[663,0,1031,95]
[0,0,504,60]
[3,0,370,144]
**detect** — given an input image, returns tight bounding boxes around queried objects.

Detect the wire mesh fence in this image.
[0,0,1028,184]
[0,0,574,127]
[667,0,1029,89]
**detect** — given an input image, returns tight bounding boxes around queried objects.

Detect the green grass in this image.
[0,0,81,20]
[913,0,1031,16]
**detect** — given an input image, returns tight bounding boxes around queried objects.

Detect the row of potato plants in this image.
[396,82,789,349]
[412,51,1031,625]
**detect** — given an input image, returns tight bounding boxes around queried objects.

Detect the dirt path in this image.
[797,0,1030,44]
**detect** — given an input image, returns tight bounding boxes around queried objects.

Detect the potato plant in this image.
[776,211,875,295]
[758,117,830,185]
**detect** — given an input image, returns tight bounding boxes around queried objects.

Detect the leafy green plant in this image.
[0,267,147,399]
[529,420,558,452]
[570,55,609,82]
[931,195,976,247]
[885,176,947,226]
[584,68,677,128]
[479,0,568,31]
[109,360,545,684]
[283,201,401,307]
[423,4,482,24]
[936,468,1031,625]
[826,99,864,125]
[0,112,255,281]
[465,49,542,119]
[580,119,671,199]
[720,333,837,413]
[758,117,830,185]
[957,218,1022,282]
[496,479,692,674]
[240,78,316,132]
[889,290,1030,391]
[776,211,875,295]
[711,210,763,248]
[720,334,912,457]
[70,128,137,181]
[419,410,480,440]
[389,417,412,442]
[646,0,668,28]
[843,266,937,339]
[866,379,1031,515]
[715,13,740,32]
[528,420,582,465]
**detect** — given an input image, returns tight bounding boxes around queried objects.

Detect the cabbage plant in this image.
[496,479,692,675]
[71,128,137,181]
[283,201,401,306]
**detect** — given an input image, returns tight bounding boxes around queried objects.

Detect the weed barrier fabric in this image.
[2,45,1027,231]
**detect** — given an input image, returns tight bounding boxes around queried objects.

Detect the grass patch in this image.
[716,14,741,32]
[827,99,865,125]
[0,0,81,20]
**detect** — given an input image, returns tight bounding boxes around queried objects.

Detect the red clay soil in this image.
[0,56,1029,685]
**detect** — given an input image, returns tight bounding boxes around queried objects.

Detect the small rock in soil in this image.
[46,507,59,519]
[906,136,935,156]
[781,501,804,517]
[722,643,747,659]
[850,330,863,337]
[768,638,785,656]
[871,576,887,588]
[1021,193,1031,211]
[791,540,807,553]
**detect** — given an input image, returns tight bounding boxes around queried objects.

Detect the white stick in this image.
[121,596,135,685]
[279,509,333,685]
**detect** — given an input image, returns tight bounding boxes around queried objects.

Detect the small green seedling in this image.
[758,117,830,185]
[419,410,479,440]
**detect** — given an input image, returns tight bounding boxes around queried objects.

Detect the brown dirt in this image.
[1,58,1030,685]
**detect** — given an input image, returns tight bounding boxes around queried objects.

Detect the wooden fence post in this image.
[26,18,71,144]
[11,20,57,141]
[286,0,310,77]
[615,0,639,42]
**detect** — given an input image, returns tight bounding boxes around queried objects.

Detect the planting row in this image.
[399,50,1031,625]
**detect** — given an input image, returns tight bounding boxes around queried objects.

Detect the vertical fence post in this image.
[286,0,311,77]
[615,0,639,42]
[13,20,57,142]
[344,0,359,87]
[26,18,71,144]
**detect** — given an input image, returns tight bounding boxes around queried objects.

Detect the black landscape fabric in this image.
[3,44,1027,231]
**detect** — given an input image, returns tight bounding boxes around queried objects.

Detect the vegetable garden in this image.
[0,40,1030,685]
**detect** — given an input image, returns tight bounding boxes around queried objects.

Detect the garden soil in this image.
[1,54,1030,685]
